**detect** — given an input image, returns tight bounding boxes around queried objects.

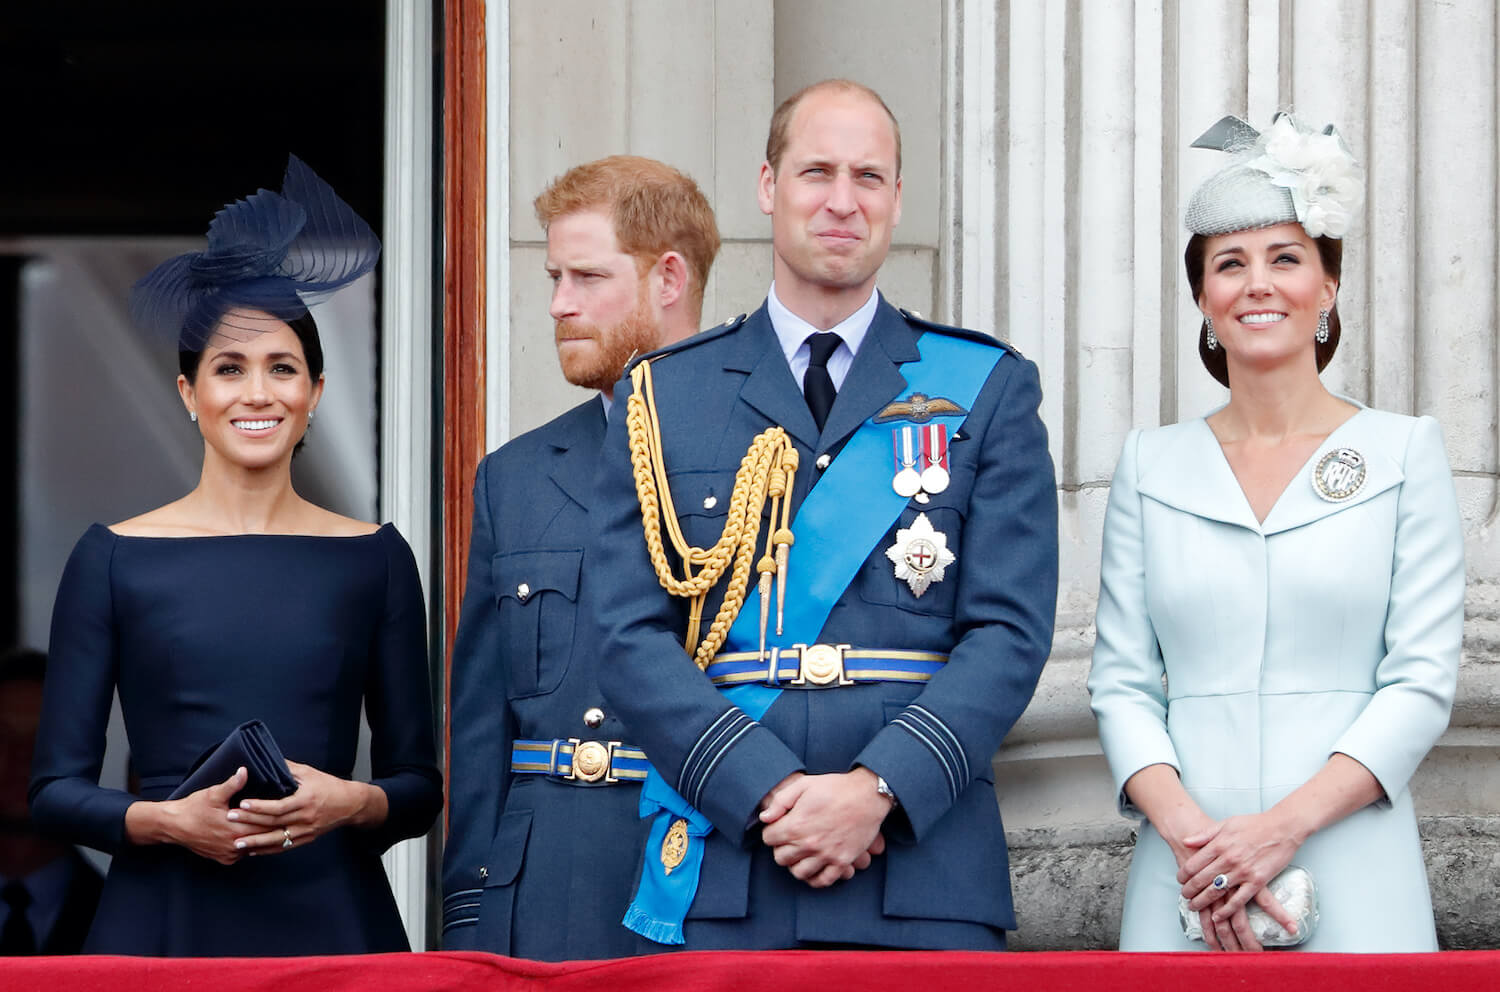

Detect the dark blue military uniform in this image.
[590,297,1059,949]
[442,399,648,959]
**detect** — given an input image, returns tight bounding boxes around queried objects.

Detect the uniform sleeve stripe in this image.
[680,708,741,791]
[681,708,753,799]
[442,916,479,931]
[891,716,958,800]
[681,710,746,794]
[906,704,970,782]
[690,719,759,808]
[443,888,482,905]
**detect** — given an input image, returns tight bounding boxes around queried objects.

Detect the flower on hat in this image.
[1247,115,1364,238]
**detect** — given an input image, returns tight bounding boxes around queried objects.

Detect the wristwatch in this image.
[874,775,899,808]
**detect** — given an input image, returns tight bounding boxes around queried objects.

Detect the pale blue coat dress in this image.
[1089,407,1463,951]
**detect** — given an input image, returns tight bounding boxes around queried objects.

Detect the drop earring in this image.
[1316,310,1330,344]
[189,411,197,423]
[1204,315,1217,351]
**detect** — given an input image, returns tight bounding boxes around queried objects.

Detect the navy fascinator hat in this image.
[130,155,381,351]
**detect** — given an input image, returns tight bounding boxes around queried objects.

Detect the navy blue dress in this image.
[29,523,443,956]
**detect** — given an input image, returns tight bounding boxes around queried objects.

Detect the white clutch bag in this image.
[1178,865,1319,948]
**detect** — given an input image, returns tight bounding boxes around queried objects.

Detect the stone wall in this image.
[498,0,1500,949]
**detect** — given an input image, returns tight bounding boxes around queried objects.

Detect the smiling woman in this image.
[1088,114,1464,953]
[178,310,325,467]
[26,159,442,957]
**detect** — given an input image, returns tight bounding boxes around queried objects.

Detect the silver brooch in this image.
[884,512,956,597]
[1311,447,1366,502]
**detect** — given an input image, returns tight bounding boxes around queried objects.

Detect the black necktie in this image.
[0,881,36,955]
[803,332,840,432]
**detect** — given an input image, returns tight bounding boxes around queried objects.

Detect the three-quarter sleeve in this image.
[30,526,138,853]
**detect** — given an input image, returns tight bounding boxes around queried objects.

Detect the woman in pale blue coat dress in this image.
[1088,115,1464,952]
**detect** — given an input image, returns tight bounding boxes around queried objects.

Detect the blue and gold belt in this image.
[704,644,947,688]
[510,738,649,784]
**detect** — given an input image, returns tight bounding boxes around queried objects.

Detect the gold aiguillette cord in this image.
[627,359,799,669]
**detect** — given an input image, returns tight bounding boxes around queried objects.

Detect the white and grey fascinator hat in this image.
[1184,113,1365,239]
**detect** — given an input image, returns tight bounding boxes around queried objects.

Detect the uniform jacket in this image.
[441,398,648,960]
[589,297,1059,949]
[1088,409,1464,950]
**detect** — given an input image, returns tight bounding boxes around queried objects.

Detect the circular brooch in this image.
[1311,447,1367,502]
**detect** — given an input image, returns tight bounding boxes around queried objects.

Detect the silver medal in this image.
[893,467,923,499]
[919,465,950,494]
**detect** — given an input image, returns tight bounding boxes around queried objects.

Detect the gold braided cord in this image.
[627,359,799,669]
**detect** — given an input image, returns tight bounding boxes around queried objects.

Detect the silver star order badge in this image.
[885,512,956,598]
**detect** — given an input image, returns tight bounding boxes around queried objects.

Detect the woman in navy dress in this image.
[28,158,442,956]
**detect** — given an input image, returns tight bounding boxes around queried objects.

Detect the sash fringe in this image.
[621,905,685,946]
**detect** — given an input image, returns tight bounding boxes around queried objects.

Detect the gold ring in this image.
[282,828,293,850]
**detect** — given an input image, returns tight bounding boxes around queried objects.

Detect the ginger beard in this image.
[554,278,662,392]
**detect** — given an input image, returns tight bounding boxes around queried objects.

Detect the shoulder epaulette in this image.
[896,307,1023,360]
[624,313,748,374]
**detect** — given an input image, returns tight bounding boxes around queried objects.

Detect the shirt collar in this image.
[766,282,879,361]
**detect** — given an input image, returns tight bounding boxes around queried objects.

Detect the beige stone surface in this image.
[506,245,594,439]
[772,0,943,249]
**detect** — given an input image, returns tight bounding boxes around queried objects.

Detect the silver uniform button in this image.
[815,453,832,470]
[584,707,605,728]
[516,582,530,602]
[703,495,718,509]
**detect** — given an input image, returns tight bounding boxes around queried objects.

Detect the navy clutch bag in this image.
[168,720,299,804]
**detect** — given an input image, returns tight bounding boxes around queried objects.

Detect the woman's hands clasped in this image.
[1177,811,1302,950]
[1121,764,1298,951]
[226,760,386,855]
[141,766,257,865]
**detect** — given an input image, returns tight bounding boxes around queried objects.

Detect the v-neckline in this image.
[1200,406,1366,529]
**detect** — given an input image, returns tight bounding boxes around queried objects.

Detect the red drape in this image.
[2,949,1497,992]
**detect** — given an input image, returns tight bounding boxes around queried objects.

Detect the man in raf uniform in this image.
[442,156,720,958]
[590,79,1058,950]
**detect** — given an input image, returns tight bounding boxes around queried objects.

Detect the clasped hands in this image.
[1174,811,1302,952]
[757,768,894,889]
[166,761,376,864]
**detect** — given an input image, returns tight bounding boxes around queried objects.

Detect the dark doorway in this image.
[0,2,385,235]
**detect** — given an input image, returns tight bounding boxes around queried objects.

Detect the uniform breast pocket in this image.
[493,548,582,697]
[856,468,972,619]
[664,468,752,552]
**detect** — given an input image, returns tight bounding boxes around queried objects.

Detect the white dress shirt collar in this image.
[766,283,880,392]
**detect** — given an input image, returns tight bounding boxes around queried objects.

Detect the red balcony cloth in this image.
[1,949,1496,992]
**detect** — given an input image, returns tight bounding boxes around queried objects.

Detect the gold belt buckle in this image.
[567,738,621,783]
[789,643,854,687]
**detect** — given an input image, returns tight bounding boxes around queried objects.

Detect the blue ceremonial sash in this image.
[623,331,1003,944]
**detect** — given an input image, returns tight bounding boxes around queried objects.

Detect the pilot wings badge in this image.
[873,392,968,424]
[885,513,956,598]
